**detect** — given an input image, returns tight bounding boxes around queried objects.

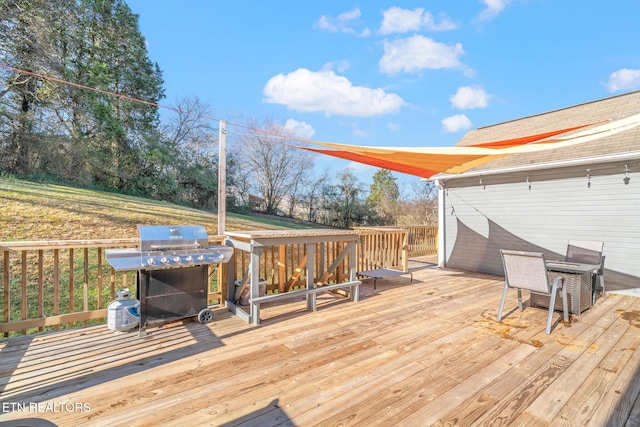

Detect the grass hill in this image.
[0,177,319,242]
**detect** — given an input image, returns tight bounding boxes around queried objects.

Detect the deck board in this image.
[1,261,640,426]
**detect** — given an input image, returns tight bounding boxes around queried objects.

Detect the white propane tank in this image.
[107,288,140,333]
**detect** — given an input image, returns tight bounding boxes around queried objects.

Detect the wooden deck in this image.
[1,258,640,426]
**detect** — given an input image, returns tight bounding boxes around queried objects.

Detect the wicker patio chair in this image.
[498,250,568,335]
[565,240,605,304]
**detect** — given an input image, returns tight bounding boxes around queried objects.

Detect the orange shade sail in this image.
[470,123,597,148]
[301,114,640,179]
[304,147,441,178]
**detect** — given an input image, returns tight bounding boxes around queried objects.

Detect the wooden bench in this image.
[357,267,413,289]
[249,280,361,324]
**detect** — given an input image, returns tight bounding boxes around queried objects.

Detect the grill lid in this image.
[138,225,209,251]
[105,225,232,271]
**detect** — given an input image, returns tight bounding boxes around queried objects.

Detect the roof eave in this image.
[430,150,640,181]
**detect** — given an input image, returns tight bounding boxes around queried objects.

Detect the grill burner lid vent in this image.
[105,225,232,271]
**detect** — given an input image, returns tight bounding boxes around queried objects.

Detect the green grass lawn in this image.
[0,177,318,241]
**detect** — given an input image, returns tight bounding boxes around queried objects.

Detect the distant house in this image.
[226,186,272,214]
[433,91,640,293]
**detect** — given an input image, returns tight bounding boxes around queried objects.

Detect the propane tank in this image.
[107,288,140,332]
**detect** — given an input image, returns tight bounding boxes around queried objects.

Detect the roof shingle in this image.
[455,91,640,172]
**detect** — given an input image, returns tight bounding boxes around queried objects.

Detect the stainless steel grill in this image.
[105,225,232,271]
[105,225,233,336]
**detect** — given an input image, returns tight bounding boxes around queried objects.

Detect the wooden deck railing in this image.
[354,225,437,257]
[354,227,409,272]
[405,225,438,256]
[0,237,225,338]
[1,227,437,337]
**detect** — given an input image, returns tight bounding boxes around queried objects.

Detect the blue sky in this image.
[127,0,640,188]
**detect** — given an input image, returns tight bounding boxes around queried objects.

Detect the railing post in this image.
[38,250,44,332]
[21,251,27,335]
[402,230,409,272]
[2,250,9,338]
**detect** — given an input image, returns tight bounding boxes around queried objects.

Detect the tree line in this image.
[0,0,437,227]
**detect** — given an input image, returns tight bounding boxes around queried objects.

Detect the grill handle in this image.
[148,243,202,249]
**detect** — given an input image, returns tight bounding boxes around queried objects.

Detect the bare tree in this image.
[230,118,314,216]
[301,168,331,222]
[140,96,220,209]
[163,96,217,164]
[399,179,438,225]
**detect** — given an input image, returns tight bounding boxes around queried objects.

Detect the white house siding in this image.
[441,161,640,291]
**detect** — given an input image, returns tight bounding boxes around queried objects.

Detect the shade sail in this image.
[302,113,640,179]
[303,147,443,179]
[471,123,597,148]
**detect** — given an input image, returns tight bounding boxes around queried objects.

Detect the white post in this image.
[435,179,446,268]
[218,120,227,235]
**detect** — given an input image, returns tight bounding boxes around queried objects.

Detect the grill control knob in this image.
[146,258,156,266]
[173,256,181,264]
[218,253,225,260]
[186,255,194,263]
[197,255,205,263]
[160,257,169,265]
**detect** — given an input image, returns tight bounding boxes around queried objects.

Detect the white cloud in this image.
[442,114,473,133]
[338,8,361,21]
[315,15,335,31]
[322,60,351,73]
[263,68,407,118]
[314,8,371,37]
[379,7,458,35]
[387,121,400,131]
[284,118,315,139]
[450,86,492,109]
[477,0,510,22]
[606,68,640,92]
[379,35,465,75]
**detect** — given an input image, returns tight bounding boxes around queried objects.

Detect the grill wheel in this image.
[198,308,214,324]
